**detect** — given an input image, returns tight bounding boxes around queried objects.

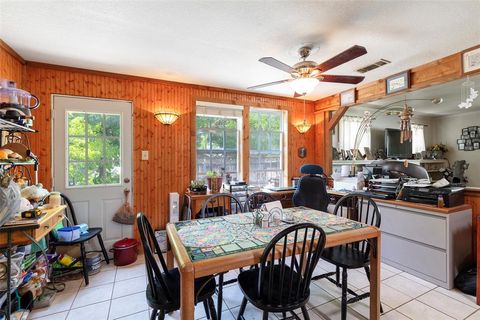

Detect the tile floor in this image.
[27,255,480,320]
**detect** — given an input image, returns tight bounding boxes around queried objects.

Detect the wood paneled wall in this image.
[23,63,315,230]
[0,40,25,86]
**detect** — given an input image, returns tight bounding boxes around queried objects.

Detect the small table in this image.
[166,207,381,320]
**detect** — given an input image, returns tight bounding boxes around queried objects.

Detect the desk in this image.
[0,205,66,318]
[183,189,295,220]
[166,207,381,320]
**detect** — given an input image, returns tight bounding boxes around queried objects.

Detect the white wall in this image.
[432,109,480,187]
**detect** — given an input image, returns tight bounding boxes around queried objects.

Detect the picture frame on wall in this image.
[462,128,469,135]
[457,139,465,144]
[474,142,480,150]
[465,145,474,151]
[458,143,465,150]
[340,89,356,107]
[386,70,410,94]
[462,45,480,75]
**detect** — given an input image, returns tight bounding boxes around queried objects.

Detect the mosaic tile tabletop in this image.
[174,206,368,262]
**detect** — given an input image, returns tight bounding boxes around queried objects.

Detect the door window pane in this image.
[66,111,121,187]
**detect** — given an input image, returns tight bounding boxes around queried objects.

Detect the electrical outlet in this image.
[141,150,149,161]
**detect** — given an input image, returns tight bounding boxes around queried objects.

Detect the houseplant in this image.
[428,144,448,159]
[189,180,207,195]
[206,171,223,193]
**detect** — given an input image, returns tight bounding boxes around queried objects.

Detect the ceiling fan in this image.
[248,45,367,97]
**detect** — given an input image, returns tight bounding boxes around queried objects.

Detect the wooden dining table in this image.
[166,207,381,320]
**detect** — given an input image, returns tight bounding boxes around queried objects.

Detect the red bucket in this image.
[111,238,138,266]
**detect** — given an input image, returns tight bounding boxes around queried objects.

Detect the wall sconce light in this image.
[154,111,179,125]
[295,97,311,134]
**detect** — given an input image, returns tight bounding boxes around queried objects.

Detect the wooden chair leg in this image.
[301,306,310,320]
[97,233,110,264]
[341,267,348,320]
[203,300,211,319]
[237,297,247,320]
[80,242,89,286]
[208,297,218,320]
[217,273,224,320]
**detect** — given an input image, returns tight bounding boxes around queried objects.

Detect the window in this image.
[412,124,426,153]
[196,114,240,180]
[249,109,285,187]
[67,111,121,187]
[338,115,371,151]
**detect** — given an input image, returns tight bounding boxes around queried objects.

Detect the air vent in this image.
[356,59,391,74]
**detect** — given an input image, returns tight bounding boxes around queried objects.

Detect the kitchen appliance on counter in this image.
[0,79,40,127]
[401,186,465,207]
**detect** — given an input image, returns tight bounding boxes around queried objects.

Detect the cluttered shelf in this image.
[0,118,36,133]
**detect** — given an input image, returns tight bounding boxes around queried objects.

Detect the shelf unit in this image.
[0,119,36,133]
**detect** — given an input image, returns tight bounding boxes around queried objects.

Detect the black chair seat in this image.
[238,265,309,312]
[51,227,103,245]
[146,268,216,312]
[321,245,370,269]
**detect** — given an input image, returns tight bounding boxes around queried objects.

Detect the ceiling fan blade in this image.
[319,74,365,84]
[259,57,295,73]
[247,79,291,90]
[317,45,367,72]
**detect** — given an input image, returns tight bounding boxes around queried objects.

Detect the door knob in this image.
[124,178,130,183]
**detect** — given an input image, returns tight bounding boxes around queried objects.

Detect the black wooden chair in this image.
[292,164,329,212]
[312,193,383,320]
[137,213,217,320]
[243,192,275,212]
[46,193,109,286]
[200,194,244,218]
[236,223,326,320]
[200,194,244,319]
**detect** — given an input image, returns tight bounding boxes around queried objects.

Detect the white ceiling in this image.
[1,1,479,100]
[351,74,480,117]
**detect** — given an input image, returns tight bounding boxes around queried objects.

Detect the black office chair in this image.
[243,192,275,212]
[313,193,383,320]
[137,213,217,320]
[292,164,329,212]
[237,223,327,320]
[200,194,244,319]
[47,193,109,286]
[200,194,243,218]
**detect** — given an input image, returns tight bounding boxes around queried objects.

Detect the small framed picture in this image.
[462,128,469,134]
[466,139,472,146]
[340,89,356,107]
[465,145,474,151]
[457,139,465,144]
[470,131,477,138]
[386,70,410,94]
[458,143,465,150]
[462,45,480,75]
[474,142,480,150]
[463,134,470,139]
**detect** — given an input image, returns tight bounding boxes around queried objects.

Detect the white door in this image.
[52,95,133,250]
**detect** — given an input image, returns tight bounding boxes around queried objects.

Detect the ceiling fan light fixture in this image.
[290,77,319,95]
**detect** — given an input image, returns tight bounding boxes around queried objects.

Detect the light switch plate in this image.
[141,150,149,161]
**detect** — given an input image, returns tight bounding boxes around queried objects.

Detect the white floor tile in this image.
[29,290,77,318]
[67,301,110,320]
[115,263,146,281]
[346,269,370,289]
[30,311,69,320]
[306,282,336,309]
[383,274,431,298]
[108,292,148,319]
[416,289,476,320]
[61,279,83,294]
[467,309,480,320]
[347,290,391,319]
[112,275,147,299]
[399,272,437,290]
[381,263,403,275]
[117,310,149,320]
[380,309,411,320]
[81,270,117,288]
[378,283,413,309]
[310,300,367,320]
[397,299,455,320]
[72,283,113,309]
[434,287,480,309]
[313,278,359,299]
[229,304,278,320]
[221,284,244,309]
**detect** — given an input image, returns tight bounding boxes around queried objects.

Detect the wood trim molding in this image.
[0,39,26,65]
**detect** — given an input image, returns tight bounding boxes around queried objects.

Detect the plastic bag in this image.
[0,178,21,226]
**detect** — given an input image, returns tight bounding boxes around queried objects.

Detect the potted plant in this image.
[206,171,223,193]
[428,144,448,159]
[189,180,207,195]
